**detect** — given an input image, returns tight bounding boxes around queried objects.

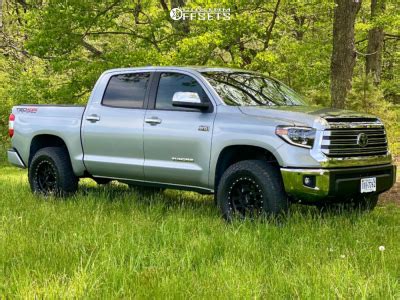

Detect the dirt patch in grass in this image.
[380,182,399,205]
[379,156,399,206]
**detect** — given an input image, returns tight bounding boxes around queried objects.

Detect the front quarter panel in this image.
[208,106,322,189]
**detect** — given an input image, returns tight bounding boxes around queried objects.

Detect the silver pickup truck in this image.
[7,67,397,220]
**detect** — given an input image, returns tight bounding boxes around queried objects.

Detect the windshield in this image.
[202,71,307,106]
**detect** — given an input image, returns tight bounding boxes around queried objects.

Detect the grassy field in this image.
[0,166,399,298]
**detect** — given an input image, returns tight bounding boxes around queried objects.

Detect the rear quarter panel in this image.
[11,105,86,176]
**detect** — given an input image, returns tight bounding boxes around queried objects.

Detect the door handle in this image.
[86,114,100,122]
[145,117,162,125]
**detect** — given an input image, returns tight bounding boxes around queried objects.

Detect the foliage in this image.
[0,0,399,148]
[0,167,399,298]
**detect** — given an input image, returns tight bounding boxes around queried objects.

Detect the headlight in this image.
[275,126,316,149]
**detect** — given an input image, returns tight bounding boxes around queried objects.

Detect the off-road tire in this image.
[217,160,288,221]
[29,147,78,196]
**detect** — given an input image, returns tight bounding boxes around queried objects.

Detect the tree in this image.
[366,0,385,85]
[330,0,362,109]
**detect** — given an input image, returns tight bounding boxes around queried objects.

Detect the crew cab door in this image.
[82,71,152,179]
[143,71,216,188]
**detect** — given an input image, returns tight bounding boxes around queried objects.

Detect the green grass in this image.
[393,105,400,155]
[0,167,399,298]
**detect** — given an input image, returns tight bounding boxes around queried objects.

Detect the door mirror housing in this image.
[172,92,210,110]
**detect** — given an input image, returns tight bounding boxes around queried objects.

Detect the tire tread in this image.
[29,146,78,196]
[217,160,288,221]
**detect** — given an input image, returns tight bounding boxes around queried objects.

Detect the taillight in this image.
[9,114,15,137]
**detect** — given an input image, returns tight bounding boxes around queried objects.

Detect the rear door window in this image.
[102,72,150,108]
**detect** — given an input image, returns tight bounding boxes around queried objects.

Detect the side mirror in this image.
[172,92,210,110]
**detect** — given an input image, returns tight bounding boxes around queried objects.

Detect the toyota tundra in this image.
[7,67,397,220]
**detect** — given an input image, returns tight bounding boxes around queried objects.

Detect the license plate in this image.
[361,177,376,193]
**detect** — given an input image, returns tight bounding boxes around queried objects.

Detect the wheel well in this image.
[214,145,279,189]
[29,135,68,167]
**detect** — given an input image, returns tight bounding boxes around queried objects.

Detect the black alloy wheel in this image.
[227,176,264,219]
[35,160,58,194]
[217,160,289,222]
[29,147,78,197]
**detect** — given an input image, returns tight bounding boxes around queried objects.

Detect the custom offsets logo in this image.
[170,7,231,21]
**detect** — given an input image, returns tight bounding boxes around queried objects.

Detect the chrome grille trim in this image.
[321,118,388,158]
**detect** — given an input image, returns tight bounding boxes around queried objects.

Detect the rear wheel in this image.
[216,160,288,222]
[29,147,78,196]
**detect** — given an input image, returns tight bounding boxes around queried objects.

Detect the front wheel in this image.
[29,147,78,196]
[216,160,288,222]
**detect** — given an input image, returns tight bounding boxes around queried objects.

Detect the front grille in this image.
[321,118,388,158]
[324,117,379,123]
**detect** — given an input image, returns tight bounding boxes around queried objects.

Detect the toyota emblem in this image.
[357,133,368,147]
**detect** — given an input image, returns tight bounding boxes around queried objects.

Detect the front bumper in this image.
[281,164,396,201]
[7,148,26,168]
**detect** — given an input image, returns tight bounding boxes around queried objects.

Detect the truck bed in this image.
[11,104,87,175]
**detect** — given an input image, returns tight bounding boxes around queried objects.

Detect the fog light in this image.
[303,175,316,188]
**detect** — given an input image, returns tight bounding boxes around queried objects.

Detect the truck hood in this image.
[238,106,376,127]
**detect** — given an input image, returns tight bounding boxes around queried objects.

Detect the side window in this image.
[102,72,150,108]
[155,73,208,111]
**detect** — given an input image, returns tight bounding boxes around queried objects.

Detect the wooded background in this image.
[0,0,399,155]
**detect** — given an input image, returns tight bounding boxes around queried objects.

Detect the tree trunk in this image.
[0,0,3,31]
[330,0,362,109]
[170,0,190,35]
[366,0,385,85]
[159,0,190,35]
